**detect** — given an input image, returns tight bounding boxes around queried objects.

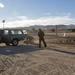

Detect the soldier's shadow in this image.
[0,45,41,55]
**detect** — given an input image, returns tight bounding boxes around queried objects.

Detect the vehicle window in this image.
[2,30,9,35]
[11,30,22,34]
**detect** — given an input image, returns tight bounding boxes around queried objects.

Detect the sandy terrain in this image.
[0,31,75,75]
[0,42,75,75]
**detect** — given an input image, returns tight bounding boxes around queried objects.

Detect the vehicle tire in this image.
[12,39,18,46]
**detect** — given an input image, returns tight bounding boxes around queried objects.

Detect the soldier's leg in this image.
[39,38,41,48]
[42,38,47,47]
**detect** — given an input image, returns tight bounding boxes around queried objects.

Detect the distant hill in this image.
[5,24,75,30]
[22,25,75,30]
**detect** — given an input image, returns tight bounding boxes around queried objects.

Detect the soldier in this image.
[38,28,47,48]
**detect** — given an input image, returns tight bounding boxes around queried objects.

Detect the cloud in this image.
[56,12,71,16]
[43,13,51,15]
[0,3,4,8]
[0,15,75,28]
[17,16,27,20]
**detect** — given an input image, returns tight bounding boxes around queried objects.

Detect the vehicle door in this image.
[10,30,24,40]
[1,30,11,43]
[0,30,2,43]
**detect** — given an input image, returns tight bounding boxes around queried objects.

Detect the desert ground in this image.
[0,31,75,75]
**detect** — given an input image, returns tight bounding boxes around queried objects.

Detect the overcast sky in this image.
[0,0,75,28]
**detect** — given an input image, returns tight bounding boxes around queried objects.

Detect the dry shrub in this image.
[24,35,34,44]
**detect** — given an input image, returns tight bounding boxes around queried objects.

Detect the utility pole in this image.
[2,20,5,29]
[56,25,58,36]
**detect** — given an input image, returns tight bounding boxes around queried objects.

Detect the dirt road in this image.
[0,44,75,75]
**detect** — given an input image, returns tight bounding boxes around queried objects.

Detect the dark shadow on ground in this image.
[0,45,41,55]
[47,47,75,55]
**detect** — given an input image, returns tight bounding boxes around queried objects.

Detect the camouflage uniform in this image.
[38,29,47,48]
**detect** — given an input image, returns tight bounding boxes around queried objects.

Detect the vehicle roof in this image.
[0,28,25,30]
